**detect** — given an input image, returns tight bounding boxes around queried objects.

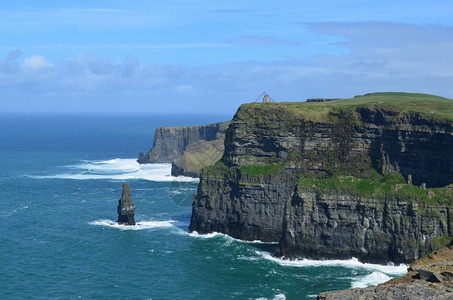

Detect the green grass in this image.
[239,163,284,176]
[240,92,453,123]
[203,161,230,179]
[298,173,453,205]
[429,236,453,248]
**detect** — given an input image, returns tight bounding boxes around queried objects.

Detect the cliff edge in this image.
[189,92,453,264]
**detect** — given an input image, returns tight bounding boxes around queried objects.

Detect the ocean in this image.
[0,114,407,299]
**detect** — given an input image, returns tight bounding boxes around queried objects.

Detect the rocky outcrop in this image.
[317,246,453,299]
[189,93,453,263]
[317,281,453,299]
[138,122,229,177]
[117,182,135,225]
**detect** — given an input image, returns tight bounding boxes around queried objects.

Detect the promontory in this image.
[188,92,453,265]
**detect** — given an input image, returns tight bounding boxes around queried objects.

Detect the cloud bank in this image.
[1,22,453,114]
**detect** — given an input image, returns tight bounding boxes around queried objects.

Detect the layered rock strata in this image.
[189,94,453,263]
[138,122,228,177]
[278,186,452,264]
[117,182,136,225]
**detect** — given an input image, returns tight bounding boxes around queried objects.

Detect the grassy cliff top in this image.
[240,92,453,122]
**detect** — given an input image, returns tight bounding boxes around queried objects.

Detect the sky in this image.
[1,0,453,115]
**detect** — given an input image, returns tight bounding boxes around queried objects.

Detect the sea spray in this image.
[89,219,175,230]
[31,159,199,182]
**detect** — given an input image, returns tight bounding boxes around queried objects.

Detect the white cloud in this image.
[2,21,453,114]
[23,55,54,71]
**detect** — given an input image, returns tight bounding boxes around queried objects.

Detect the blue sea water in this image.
[0,114,407,299]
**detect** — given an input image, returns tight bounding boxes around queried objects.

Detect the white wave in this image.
[189,231,279,245]
[255,294,286,300]
[258,252,407,276]
[351,271,391,288]
[33,158,199,182]
[189,231,228,239]
[89,219,175,230]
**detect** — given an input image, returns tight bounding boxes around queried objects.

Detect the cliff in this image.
[318,246,453,299]
[138,122,229,177]
[189,92,453,264]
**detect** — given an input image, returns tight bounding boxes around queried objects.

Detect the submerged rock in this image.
[117,182,135,225]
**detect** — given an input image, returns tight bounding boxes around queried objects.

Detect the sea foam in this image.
[258,252,407,288]
[351,271,392,288]
[33,158,199,182]
[189,231,278,244]
[89,219,175,230]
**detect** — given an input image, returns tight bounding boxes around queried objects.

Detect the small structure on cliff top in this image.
[254,91,275,103]
[117,182,136,225]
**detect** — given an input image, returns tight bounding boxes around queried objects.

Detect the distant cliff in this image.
[138,122,229,177]
[189,92,453,264]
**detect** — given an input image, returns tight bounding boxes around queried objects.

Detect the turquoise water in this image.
[0,114,407,299]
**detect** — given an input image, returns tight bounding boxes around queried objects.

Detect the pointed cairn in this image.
[117,182,136,225]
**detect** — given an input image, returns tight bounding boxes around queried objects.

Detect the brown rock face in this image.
[117,182,135,225]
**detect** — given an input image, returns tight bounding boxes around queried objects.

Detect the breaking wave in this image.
[188,231,279,244]
[258,252,407,288]
[351,271,392,288]
[32,158,199,182]
[89,219,175,230]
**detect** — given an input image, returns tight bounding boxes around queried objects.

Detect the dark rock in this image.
[117,182,135,225]
[441,271,453,281]
[416,268,435,280]
[318,246,453,299]
[428,272,443,283]
[317,281,453,300]
[190,100,453,263]
[137,151,147,164]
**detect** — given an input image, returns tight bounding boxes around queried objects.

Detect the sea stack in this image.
[117,182,136,225]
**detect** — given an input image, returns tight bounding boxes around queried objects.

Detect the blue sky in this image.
[1,1,453,114]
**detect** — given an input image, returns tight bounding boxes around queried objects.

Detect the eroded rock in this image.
[117,182,135,225]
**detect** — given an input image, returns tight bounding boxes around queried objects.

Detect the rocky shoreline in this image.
[318,246,453,299]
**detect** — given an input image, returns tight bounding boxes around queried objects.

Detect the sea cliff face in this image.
[138,122,228,177]
[189,93,453,264]
[279,187,452,264]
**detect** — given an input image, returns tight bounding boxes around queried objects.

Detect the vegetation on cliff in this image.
[138,121,229,177]
[190,92,453,264]
[298,173,453,206]
[238,92,453,123]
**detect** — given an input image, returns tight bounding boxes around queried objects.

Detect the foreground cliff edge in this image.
[318,246,453,299]
[189,92,453,265]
